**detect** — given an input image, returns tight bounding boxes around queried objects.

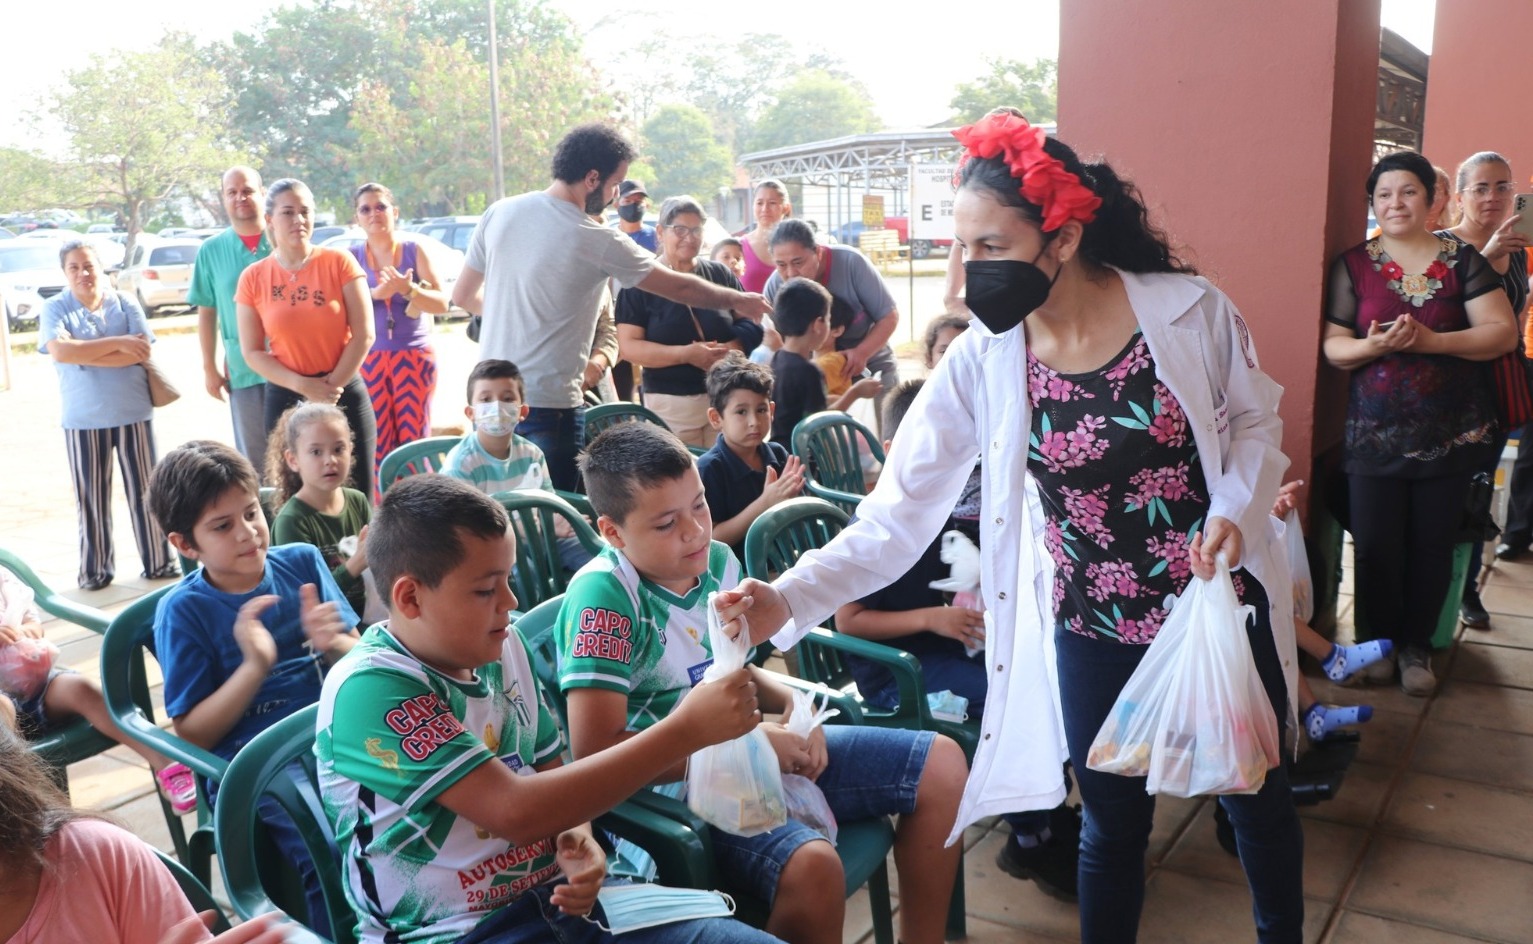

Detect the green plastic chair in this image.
[154,849,232,934]
[790,412,886,514]
[521,594,899,944]
[377,436,460,493]
[0,547,114,791]
[492,490,604,612]
[213,705,356,944]
[585,402,708,456]
[101,586,228,883]
[743,498,972,937]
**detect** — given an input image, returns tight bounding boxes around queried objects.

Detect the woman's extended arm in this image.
[326,277,376,387]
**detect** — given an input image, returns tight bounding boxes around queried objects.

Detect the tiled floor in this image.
[5,322,1532,942]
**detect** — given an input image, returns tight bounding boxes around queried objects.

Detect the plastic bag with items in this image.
[780,687,841,843]
[1282,510,1313,623]
[687,593,788,836]
[1086,555,1280,797]
[0,637,58,701]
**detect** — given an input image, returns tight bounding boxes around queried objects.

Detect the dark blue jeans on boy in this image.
[1055,578,1304,944]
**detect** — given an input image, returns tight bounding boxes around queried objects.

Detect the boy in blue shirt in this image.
[148,440,360,935]
[315,474,774,944]
[558,422,966,944]
[696,355,805,559]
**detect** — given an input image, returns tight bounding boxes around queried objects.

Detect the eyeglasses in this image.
[664,224,704,239]
[357,203,392,214]
[1461,183,1516,198]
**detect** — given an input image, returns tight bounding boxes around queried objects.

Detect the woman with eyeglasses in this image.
[236,178,378,496]
[1322,150,1518,696]
[350,182,450,491]
[615,196,763,447]
[1444,154,1533,588]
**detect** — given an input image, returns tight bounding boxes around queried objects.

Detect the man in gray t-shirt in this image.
[454,123,771,489]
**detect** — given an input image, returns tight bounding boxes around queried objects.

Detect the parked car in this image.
[403,216,480,253]
[86,223,121,234]
[831,217,950,259]
[320,230,467,313]
[310,225,351,245]
[0,227,13,240]
[0,239,68,330]
[114,237,200,314]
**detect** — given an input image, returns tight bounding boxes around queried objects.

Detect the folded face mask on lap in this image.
[582,882,736,934]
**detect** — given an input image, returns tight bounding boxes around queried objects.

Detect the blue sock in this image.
[1305,703,1373,741]
[1322,639,1394,682]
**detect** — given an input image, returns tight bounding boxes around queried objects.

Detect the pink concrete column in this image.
[1057,0,1382,489]
[1424,1,1533,185]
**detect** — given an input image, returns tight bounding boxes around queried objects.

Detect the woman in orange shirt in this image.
[236,179,377,495]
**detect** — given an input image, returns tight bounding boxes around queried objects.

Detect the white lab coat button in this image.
[998,592,1007,600]
[1205,423,1213,431]
[995,517,1003,525]
[996,664,1004,672]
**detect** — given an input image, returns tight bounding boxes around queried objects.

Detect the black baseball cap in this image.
[618,179,648,198]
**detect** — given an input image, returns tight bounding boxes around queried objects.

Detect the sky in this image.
[1,0,1434,151]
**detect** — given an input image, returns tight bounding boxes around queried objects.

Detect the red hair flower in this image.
[1381,261,1404,281]
[1424,260,1448,280]
[953,112,1102,231]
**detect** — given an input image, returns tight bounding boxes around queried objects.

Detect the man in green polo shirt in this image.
[190,165,271,467]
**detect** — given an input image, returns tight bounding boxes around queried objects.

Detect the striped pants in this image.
[64,420,174,586]
[361,347,436,492]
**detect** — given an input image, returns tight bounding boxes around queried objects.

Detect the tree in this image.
[0,148,67,213]
[50,38,242,256]
[641,105,733,204]
[748,70,881,153]
[949,58,1057,125]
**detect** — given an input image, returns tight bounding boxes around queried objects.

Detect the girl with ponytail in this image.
[719,109,1305,943]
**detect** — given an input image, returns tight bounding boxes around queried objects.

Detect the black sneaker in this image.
[1495,541,1529,561]
[996,828,1079,901]
[1460,587,1491,630]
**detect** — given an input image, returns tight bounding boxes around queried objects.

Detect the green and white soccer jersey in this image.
[316,624,565,944]
[556,543,739,732]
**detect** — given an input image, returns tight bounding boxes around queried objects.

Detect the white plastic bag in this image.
[1282,509,1314,623]
[1086,556,1281,797]
[780,688,840,842]
[0,637,58,701]
[929,530,985,656]
[687,593,788,836]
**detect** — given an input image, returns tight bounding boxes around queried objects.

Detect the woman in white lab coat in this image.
[719,111,1303,943]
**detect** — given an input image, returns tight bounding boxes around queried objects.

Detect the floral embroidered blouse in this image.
[1326,235,1502,477]
[1027,331,1255,644]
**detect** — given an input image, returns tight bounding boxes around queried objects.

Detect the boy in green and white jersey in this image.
[314,474,777,944]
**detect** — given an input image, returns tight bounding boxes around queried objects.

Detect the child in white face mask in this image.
[442,359,594,571]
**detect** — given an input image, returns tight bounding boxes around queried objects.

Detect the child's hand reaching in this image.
[671,666,760,750]
[550,828,606,917]
[0,623,18,645]
[233,595,280,672]
[1271,480,1304,519]
[763,457,805,505]
[847,376,882,401]
[928,605,986,649]
[299,583,348,653]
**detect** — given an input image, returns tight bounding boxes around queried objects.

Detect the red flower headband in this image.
[952,113,1102,231]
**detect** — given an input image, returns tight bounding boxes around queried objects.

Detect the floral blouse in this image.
[1027,332,1251,644]
[1326,235,1502,477]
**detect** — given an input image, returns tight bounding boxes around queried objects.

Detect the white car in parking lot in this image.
[0,239,67,330]
[114,237,201,314]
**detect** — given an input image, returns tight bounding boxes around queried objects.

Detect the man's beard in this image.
[583,188,609,216]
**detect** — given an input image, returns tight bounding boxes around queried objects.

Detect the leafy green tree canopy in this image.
[949,58,1057,125]
[640,104,733,205]
[748,69,881,153]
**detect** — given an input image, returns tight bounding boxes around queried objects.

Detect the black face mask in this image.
[617,202,645,223]
[584,187,610,217]
[963,251,1060,334]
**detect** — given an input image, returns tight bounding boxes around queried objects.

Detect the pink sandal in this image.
[156,762,198,815]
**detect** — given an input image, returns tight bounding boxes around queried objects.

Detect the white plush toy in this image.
[928,530,984,655]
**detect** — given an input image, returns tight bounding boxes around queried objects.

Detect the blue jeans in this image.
[710,725,933,905]
[455,880,779,944]
[518,406,586,492]
[1055,587,1304,944]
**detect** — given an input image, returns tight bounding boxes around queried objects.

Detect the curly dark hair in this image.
[550,123,637,186]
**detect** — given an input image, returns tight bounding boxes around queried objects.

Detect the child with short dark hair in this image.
[442,358,555,494]
[558,422,966,944]
[149,439,359,935]
[768,278,880,444]
[697,355,804,556]
[266,402,371,619]
[315,474,774,944]
[835,379,1080,900]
